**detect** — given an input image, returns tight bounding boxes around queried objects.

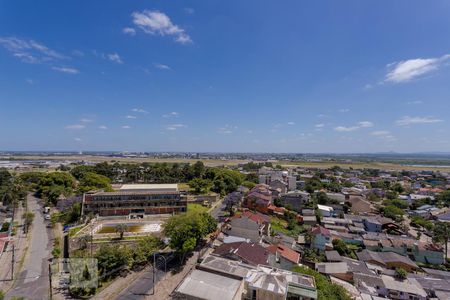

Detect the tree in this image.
[77,172,113,193]
[395,268,407,280]
[95,244,133,278]
[188,178,213,194]
[164,211,217,260]
[433,222,450,261]
[381,205,404,221]
[0,168,12,187]
[291,265,351,300]
[437,190,450,206]
[133,236,163,266]
[79,235,92,250]
[115,223,128,239]
[22,212,35,234]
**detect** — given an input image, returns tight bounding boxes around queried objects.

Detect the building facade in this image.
[82,184,187,217]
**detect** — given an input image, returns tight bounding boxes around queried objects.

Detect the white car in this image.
[44,214,51,220]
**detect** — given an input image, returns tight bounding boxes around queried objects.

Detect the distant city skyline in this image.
[1,1,450,153]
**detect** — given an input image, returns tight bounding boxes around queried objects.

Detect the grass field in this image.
[187,203,209,214]
[5,155,450,171]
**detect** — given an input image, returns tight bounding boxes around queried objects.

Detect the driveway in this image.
[7,194,53,300]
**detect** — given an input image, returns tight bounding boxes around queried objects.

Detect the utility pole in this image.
[152,252,156,295]
[11,244,15,280]
[48,264,53,300]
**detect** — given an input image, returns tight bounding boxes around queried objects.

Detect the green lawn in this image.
[187,203,208,214]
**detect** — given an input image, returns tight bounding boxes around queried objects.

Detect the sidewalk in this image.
[146,252,199,300]
[0,201,28,293]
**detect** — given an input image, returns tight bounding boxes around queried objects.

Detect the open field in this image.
[4,155,450,171]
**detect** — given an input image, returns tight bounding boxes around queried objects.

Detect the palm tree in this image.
[79,235,93,250]
[433,222,450,261]
[115,223,128,239]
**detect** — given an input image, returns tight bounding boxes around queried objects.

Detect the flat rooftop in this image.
[119,184,178,192]
[175,269,242,300]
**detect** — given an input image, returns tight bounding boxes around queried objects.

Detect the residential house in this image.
[379,275,427,300]
[223,214,266,243]
[315,262,352,282]
[356,250,418,272]
[243,184,273,214]
[213,242,271,266]
[244,265,318,300]
[279,191,310,212]
[267,243,300,270]
[311,226,332,251]
[317,204,334,217]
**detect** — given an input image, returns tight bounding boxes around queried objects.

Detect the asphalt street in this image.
[7,194,52,300]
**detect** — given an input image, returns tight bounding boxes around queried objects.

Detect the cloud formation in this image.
[396,116,444,126]
[132,108,148,113]
[122,27,136,36]
[218,124,238,134]
[52,66,79,74]
[154,63,171,70]
[65,124,85,130]
[131,10,192,44]
[107,53,123,64]
[166,124,186,131]
[163,112,179,118]
[334,121,374,132]
[0,37,66,63]
[385,54,450,83]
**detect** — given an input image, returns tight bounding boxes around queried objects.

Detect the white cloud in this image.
[184,8,195,14]
[287,121,295,126]
[385,54,450,83]
[371,130,396,142]
[122,125,131,129]
[218,124,238,134]
[371,130,391,136]
[166,124,187,131]
[125,115,137,119]
[52,66,79,74]
[407,100,423,105]
[0,37,66,63]
[154,63,171,70]
[26,78,34,85]
[98,125,108,130]
[315,124,325,128]
[334,121,374,132]
[122,27,136,36]
[334,126,359,132]
[132,108,148,113]
[162,111,179,118]
[80,118,93,123]
[65,124,85,130]
[396,116,444,126]
[131,10,192,44]
[358,121,374,128]
[107,53,123,64]
[74,137,82,142]
[338,108,350,113]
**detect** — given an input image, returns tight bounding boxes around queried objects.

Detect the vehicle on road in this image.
[44,214,51,220]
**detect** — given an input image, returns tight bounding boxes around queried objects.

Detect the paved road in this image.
[210,199,225,220]
[7,194,53,300]
[115,261,166,300]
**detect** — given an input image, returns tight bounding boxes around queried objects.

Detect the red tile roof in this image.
[242,211,270,224]
[267,244,300,263]
[312,226,330,236]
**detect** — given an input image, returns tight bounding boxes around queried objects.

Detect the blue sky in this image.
[1,1,450,153]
